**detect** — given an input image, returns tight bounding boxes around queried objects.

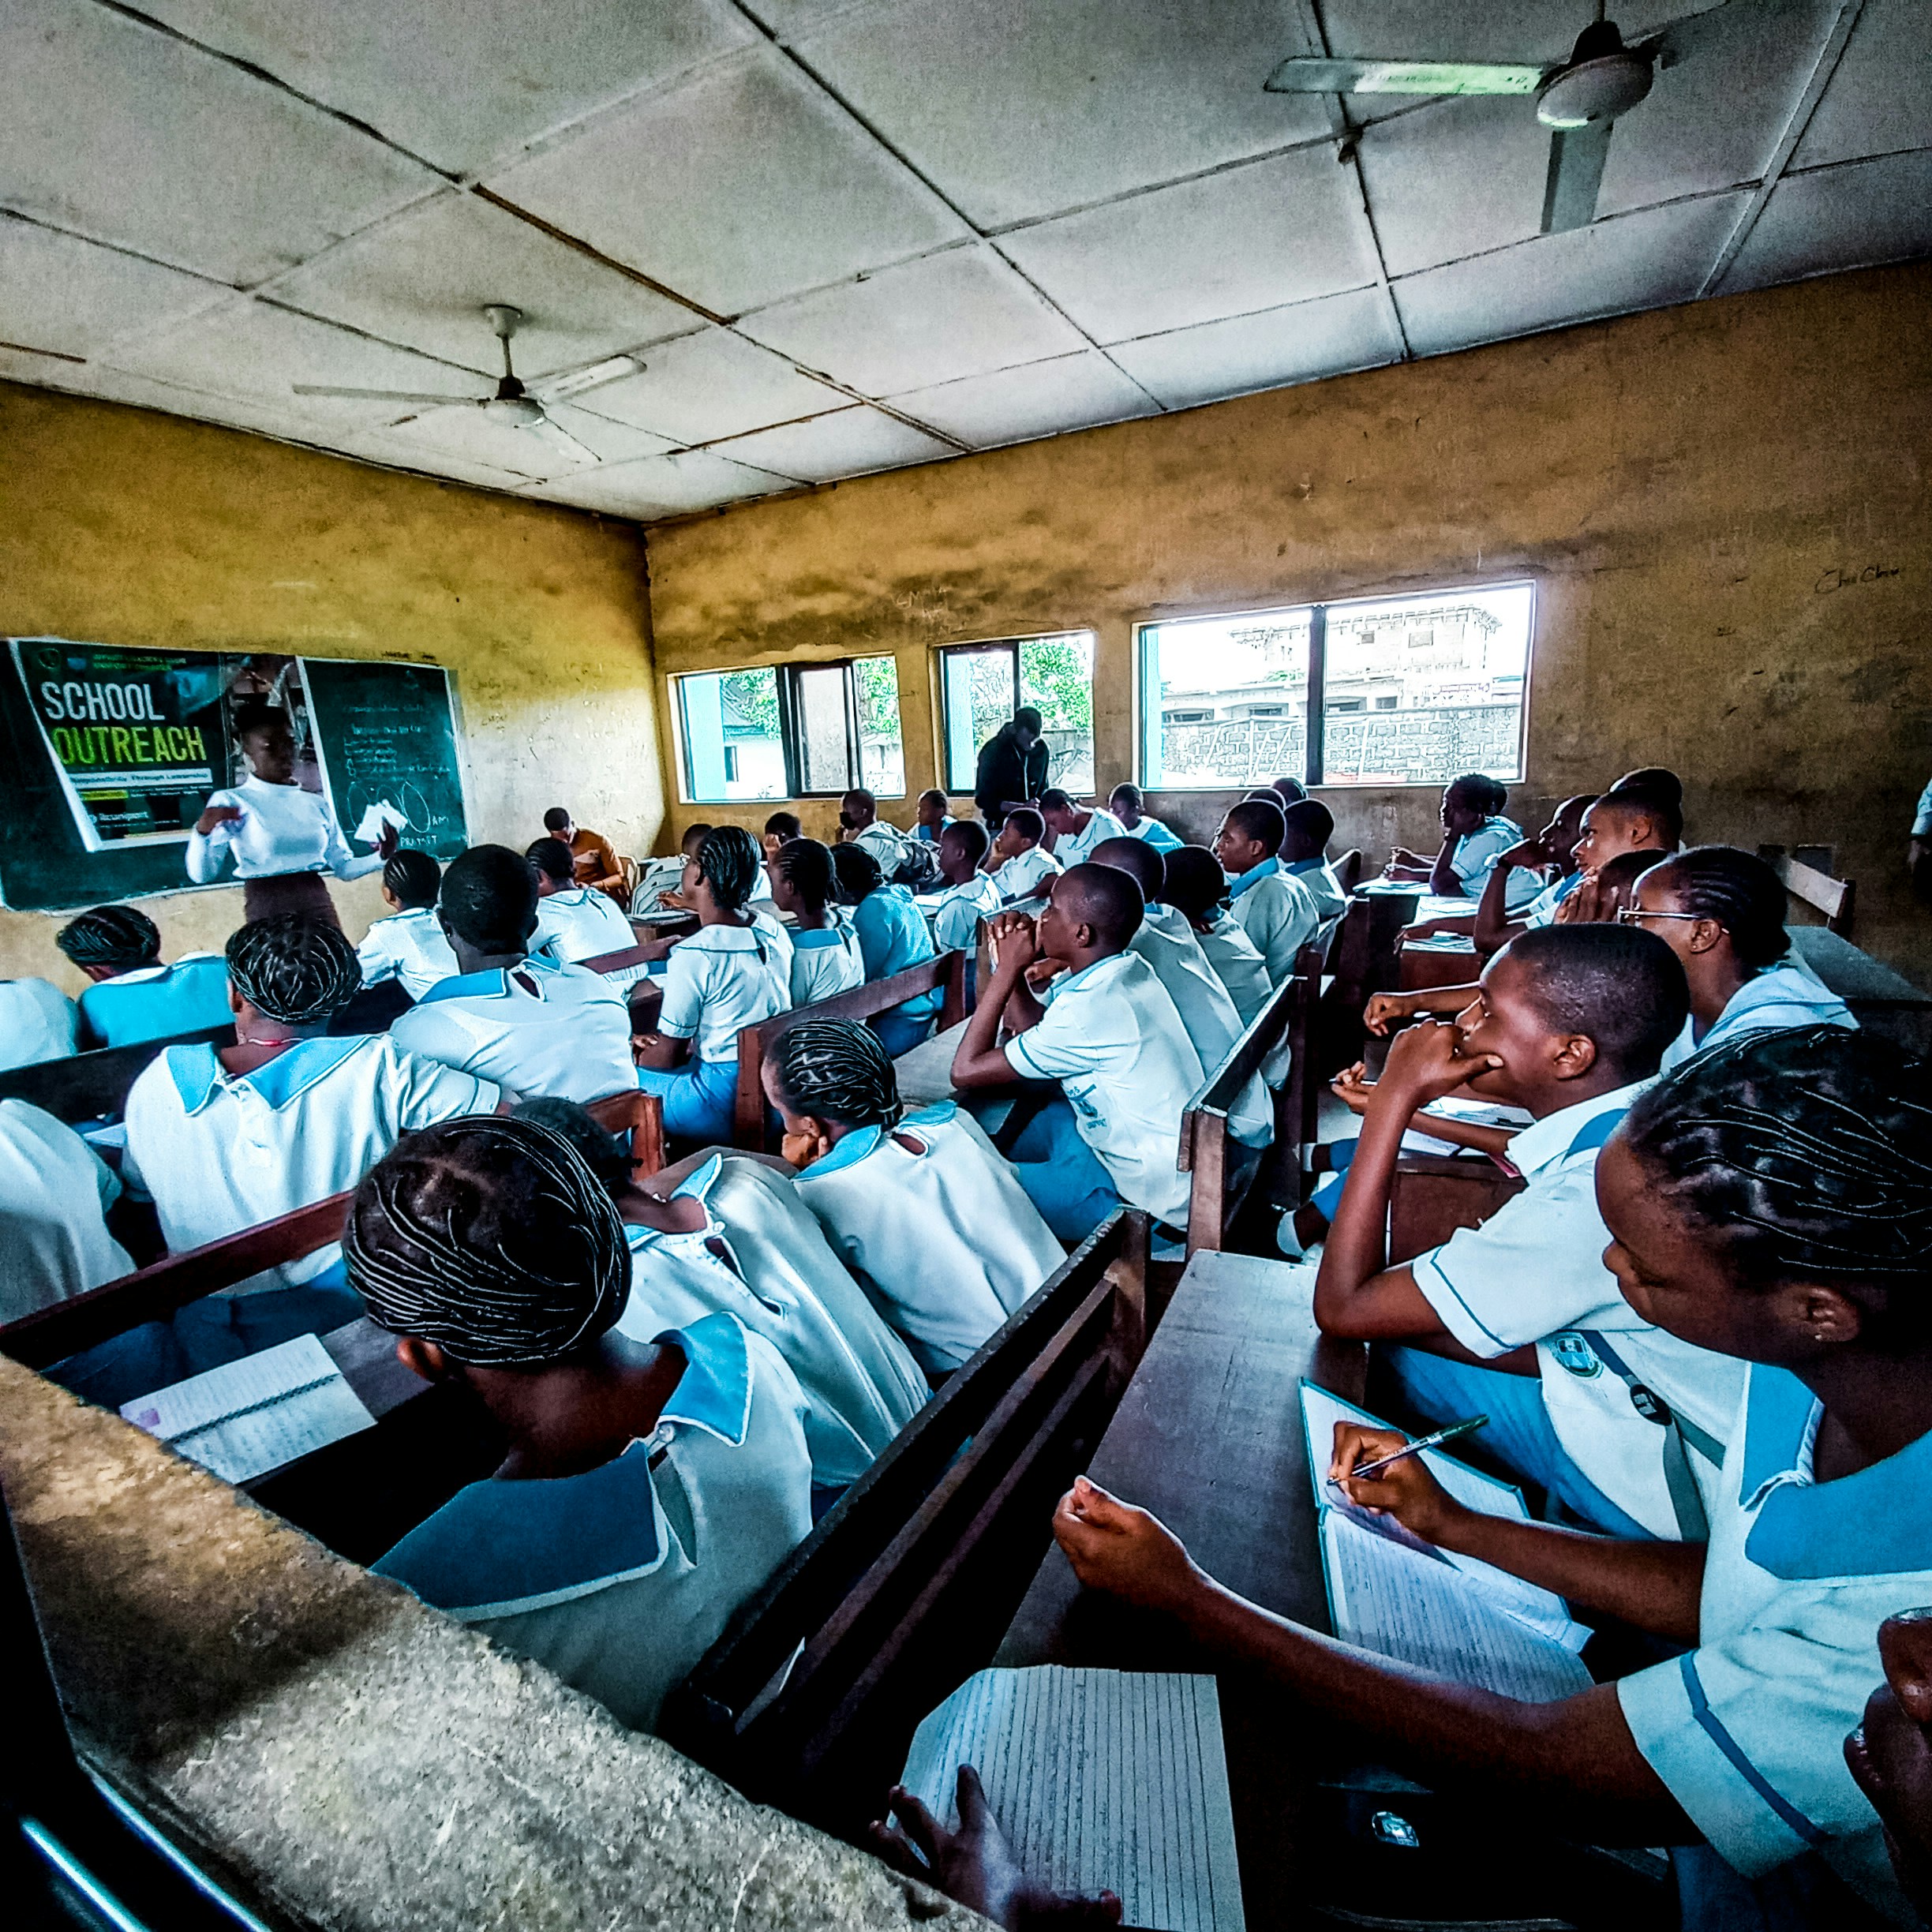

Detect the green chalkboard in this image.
[300,658,470,863]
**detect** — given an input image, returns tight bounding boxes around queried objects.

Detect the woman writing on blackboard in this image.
[185,702,395,927]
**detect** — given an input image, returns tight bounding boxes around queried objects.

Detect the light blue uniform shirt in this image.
[1619,1367,1932,1919]
[1125,816,1184,852]
[1915,779,1932,839]
[852,884,941,1025]
[373,1313,814,1734]
[929,874,1003,953]
[1226,859,1320,983]
[1519,868,1586,930]
[1660,964,1856,1073]
[77,956,231,1049]
[1450,816,1539,910]
[1283,856,1349,934]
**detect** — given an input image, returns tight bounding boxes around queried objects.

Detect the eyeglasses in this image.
[1615,907,1703,923]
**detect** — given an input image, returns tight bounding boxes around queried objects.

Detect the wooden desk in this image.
[1785,925,1932,1054]
[892,1017,972,1107]
[996,1251,1365,1932]
[1396,938,1478,992]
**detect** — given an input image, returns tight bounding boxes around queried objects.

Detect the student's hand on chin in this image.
[1497,838,1543,871]
[1361,993,1413,1038]
[1328,1425,1462,1544]
[1054,1477,1202,1616]
[1379,1019,1496,1106]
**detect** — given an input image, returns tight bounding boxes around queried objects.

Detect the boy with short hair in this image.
[1038,788,1125,869]
[930,820,1003,953]
[527,837,636,963]
[1571,790,1680,878]
[1211,799,1319,983]
[912,789,953,844]
[762,811,803,861]
[1107,782,1181,852]
[989,807,1062,904]
[840,788,911,875]
[542,806,624,902]
[1312,923,1743,1540]
[1279,799,1346,934]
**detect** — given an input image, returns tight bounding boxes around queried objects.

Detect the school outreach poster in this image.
[8,638,322,852]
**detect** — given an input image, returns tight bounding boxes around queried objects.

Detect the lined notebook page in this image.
[902,1668,1245,1932]
[122,1333,374,1485]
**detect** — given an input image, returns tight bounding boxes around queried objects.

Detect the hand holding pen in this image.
[1327,1417,1489,1546]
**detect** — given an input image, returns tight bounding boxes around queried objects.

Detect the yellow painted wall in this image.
[646,263,1932,982]
[0,383,662,990]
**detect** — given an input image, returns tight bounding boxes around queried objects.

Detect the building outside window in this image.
[939,631,1095,797]
[1138,582,1533,790]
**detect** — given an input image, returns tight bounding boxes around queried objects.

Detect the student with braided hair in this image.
[766,837,864,1006]
[527,836,634,963]
[352,849,457,1002]
[56,902,231,1048]
[634,826,791,1145]
[352,1115,815,1734]
[769,1020,1064,1373]
[1623,847,1854,1071]
[832,842,942,1057]
[122,915,499,1292]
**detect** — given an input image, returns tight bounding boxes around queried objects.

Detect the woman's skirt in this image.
[242,871,341,927]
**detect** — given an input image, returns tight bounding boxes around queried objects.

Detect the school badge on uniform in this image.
[1550,1331,1602,1379]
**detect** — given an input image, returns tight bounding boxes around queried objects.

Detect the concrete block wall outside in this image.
[0,1357,984,1932]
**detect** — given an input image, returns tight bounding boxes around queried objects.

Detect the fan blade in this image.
[1264,54,1545,95]
[525,415,602,466]
[1541,120,1615,233]
[291,385,485,404]
[534,354,645,402]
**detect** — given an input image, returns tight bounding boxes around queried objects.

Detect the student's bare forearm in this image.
[1316,1101,1409,1297]
[1410,1112,1515,1158]
[953,966,1025,1084]
[1428,848,1462,897]
[1473,863,1518,953]
[1174,1579,1694,1840]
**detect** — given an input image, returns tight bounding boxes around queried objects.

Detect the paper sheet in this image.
[353,799,406,844]
[1320,1514,1593,1702]
[901,1668,1245,1932]
[122,1333,374,1485]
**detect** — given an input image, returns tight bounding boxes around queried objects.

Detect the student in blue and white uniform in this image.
[123,915,498,1293]
[912,789,954,845]
[1279,799,1349,938]
[631,827,790,1144]
[1049,1027,1932,1930]
[527,837,636,964]
[952,865,1204,1243]
[840,788,912,878]
[928,821,1004,955]
[1163,845,1273,1027]
[767,837,864,1007]
[353,849,458,1002]
[54,904,230,1049]
[0,975,77,1072]
[350,1114,814,1735]
[1312,924,1743,1541]
[0,1098,132,1324]
[833,844,940,1058]
[391,844,635,1104]
[1627,848,1856,1074]
[766,1021,1065,1375]
[1386,773,1536,911]
[1108,783,1182,852]
[1403,796,1599,957]
[633,823,710,915]
[1039,788,1126,871]
[988,807,1061,904]
[1211,798,1320,983]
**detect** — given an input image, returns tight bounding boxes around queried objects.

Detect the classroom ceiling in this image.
[3,0,1927,523]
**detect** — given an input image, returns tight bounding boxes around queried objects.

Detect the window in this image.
[940,631,1095,798]
[672,656,906,804]
[1138,582,1532,789]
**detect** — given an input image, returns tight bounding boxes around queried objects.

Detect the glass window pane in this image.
[942,646,1015,794]
[854,655,905,797]
[1019,631,1095,796]
[792,663,852,794]
[1138,610,1312,791]
[1320,584,1533,786]
[677,668,786,804]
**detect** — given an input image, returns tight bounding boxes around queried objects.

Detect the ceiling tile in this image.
[888,350,1159,447]
[0,215,227,358]
[790,0,1331,229]
[1792,0,1932,167]
[327,429,549,492]
[268,193,704,378]
[0,0,439,285]
[707,406,954,480]
[738,248,1087,395]
[133,0,756,176]
[1106,286,1401,408]
[381,400,679,479]
[1320,0,1695,67]
[485,47,967,316]
[103,298,484,432]
[567,328,848,444]
[519,450,797,519]
[1724,149,1932,292]
[0,358,352,449]
[1393,192,1747,358]
[999,146,1381,345]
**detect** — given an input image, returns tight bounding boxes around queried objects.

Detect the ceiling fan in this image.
[292,303,644,466]
[1264,2,1731,233]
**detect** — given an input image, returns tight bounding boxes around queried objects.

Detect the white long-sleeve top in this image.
[185,776,381,883]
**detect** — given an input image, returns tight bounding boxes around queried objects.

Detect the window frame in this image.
[934,630,1096,798]
[1135,578,1535,792]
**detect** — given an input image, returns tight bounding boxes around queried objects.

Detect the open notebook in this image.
[1301,1383,1593,1703]
[901,1667,1245,1932]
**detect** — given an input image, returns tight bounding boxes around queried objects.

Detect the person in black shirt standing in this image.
[972,706,1049,829]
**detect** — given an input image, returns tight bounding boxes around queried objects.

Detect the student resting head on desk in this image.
[990,807,1061,904]
[1312,923,1748,1544]
[541,805,625,902]
[1211,798,1320,984]
[1106,782,1181,852]
[1160,844,1273,1026]
[353,848,458,1003]
[764,1018,1065,1375]
[388,843,635,1104]
[526,836,636,964]
[351,1113,816,1735]
[831,843,942,1058]
[949,863,1206,1245]
[55,902,232,1049]
[767,837,864,1006]
[930,821,1004,955]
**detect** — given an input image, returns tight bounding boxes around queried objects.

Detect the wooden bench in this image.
[731,949,970,1150]
[1387,1150,1525,1266]
[657,1208,1151,1835]
[0,1024,234,1125]
[1759,844,1855,937]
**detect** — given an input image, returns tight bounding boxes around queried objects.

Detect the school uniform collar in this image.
[1505,1079,1653,1177]
[1552,869,1586,902]
[1141,902,1192,938]
[1283,856,1327,877]
[1046,950,1136,1000]
[804,1100,957,1178]
[415,954,567,1005]
[1736,1365,1932,1579]
[165,1035,369,1114]
[679,922,772,952]
[1226,859,1277,900]
[107,962,173,986]
[791,921,854,951]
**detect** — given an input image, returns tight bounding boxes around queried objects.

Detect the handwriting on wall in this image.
[1815,563,1902,594]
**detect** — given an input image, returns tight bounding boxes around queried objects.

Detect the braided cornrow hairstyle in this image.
[773,837,837,912]
[1623,1027,1932,1334]
[225,915,361,1025]
[57,904,162,975]
[696,824,762,912]
[383,848,440,909]
[769,1018,902,1129]
[344,1115,630,1366]
[1646,846,1790,969]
